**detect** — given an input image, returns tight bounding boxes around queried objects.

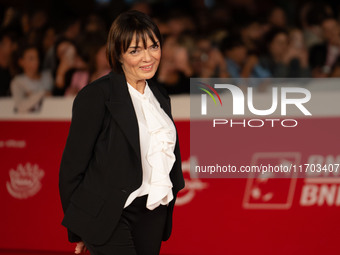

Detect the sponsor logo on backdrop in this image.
[0,139,26,148]
[243,152,299,209]
[243,153,340,209]
[301,154,340,207]
[6,163,45,199]
[176,156,208,205]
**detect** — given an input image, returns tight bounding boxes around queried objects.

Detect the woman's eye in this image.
[151,44,159,50]
[130,49,140,55]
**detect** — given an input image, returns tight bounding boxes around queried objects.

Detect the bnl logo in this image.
[198,83,312,116]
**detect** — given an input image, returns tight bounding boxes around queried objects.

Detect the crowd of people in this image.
[0,0,339,112]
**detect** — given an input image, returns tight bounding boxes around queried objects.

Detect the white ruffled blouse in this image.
[123,81,176,210]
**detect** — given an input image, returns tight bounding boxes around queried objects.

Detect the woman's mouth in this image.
[140,64,153,71]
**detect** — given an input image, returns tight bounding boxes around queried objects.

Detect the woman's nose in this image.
[142,49,152,62]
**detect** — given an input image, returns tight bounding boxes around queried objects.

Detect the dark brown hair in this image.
[13,43,43,75]
[106,10,162,73]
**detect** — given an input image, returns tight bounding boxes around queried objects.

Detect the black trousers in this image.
[83,194,168,255]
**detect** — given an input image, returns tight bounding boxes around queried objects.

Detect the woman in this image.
[59,10,185,255]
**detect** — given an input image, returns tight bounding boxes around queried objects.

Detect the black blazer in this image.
[59,71,185,245]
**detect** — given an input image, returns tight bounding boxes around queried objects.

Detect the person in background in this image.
[300,2,333,49]
[0,29,18,96]
[191,35,229,78]
[239,17,267,54]
[307,17,340,77]
[88,43,111,82]
[221,35,248,78]
[58,16,81,41]
[24,9,49,45]
[330,56,340,77]
[65,32,110,96]
[41,24,57,58]
[267,7,287,29]
[258,27,310,77]
[221,34,271,79]
[30,9,48,31]
[165,10,195,38]
[1,7,26,36]
[220,34,270,91]
[308,43,328,78]
[10,43,52,113]
[320,17,340,74]
[287,28,310,77]
[43,15,81,72]
[51,38,86,96]
[156,33,193,94]
[83,14,107,34]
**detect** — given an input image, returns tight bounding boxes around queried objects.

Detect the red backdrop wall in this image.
[1,117,340,255]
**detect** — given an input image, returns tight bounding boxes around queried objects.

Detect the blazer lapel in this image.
[105,72,141,162]
[147,79,172,121]
[104,72,173,163]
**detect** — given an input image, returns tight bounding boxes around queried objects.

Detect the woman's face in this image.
[120,33,161,84]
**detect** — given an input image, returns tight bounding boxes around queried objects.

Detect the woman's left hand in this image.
[75,241,88,254]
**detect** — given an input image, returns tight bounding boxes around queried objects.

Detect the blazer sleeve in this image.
[59,84,106,242]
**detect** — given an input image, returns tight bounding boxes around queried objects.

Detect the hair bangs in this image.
[122,27,158,53]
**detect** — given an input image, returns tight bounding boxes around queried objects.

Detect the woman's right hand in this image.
[75,241,88,254]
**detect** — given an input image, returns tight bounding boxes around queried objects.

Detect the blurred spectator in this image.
[239,18,267,54]
[59,16,81,41]
[88,42,110,81]
[84,14,107,33]
[191,35,229,78]
[330,56,340,77]
[300,2,333,49]
[267,7,287,28]
[2,7,17,28]
[65,32,110,96]
[30,10,48,30]
[43,15,81,71]
[130,2,152,16]
[258,27,310,77]
[51,37,85,96]
[320,18,340,74]
[2,7,24,35]
[221,35,270,79]
[308,43,328,78]
[165,11,195,38]
[41,24,58,71]
[0,0,340,98]
[42,25,57,55]
[10,44,52,113]
[24,10,50,46]
[0,29,18,96]
[157,34,193,94]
